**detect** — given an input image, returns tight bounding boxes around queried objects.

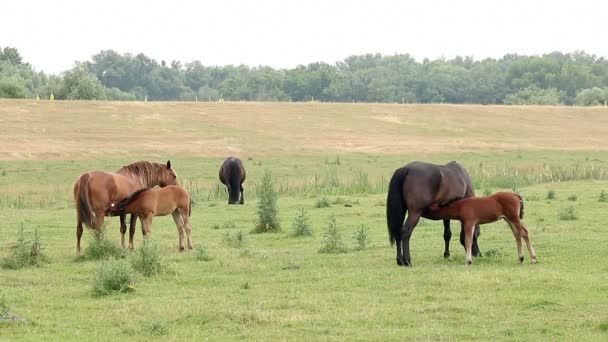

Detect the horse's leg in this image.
[93,210,105,230]
[239,184,245,205]
[401,210,421,267]
[514,219,537,263]
[76,215,84,256]
[182,211,193,250]
[505,219,524,263]
[128,214,137,250]
[119,214,127,249]
[472,224,482,257]
[464,222,475,265]
[172,210,185,251]
[443,219,451,258]
[140,215,153,243]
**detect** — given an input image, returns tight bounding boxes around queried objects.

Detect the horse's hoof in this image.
[179,247,185,252]
[396,257,404,266]
[443,252,450,258]
[466,259,472,265]
[519,256,524,263]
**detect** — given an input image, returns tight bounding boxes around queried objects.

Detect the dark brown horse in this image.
[427,192,536,265]
[108,185,193,252]
[73,160,178,255]
[386,161,481,267]
[219,157,246,204]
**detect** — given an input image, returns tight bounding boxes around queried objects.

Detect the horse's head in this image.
[158,160,178,187]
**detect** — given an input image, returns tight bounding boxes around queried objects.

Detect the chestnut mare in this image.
[108,185,193,251]
[386,161,482,267]
[426,192,537,265]
[219,157,246,204]
[73,160,178,255]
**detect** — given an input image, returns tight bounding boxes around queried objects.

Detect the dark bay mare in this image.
[386,161,481,266]
[219,157,246,204]
[73,160,178,255]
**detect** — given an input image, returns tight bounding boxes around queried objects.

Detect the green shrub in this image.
[315,197,331,208]
[318,214,347,254]
[353,224,370,250]
[599,190,608,203]
[2,225,48,269]
[567,194,577,202]
[92,259,135,296]
[290,208,312,237]
[546,189,556,200]
[130,238,163,277]
[81,228,126,260]
[558,206,577,221]
[253,169,280,233]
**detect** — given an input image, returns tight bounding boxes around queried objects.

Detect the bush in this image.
[253,169,280,233]
[567,194,577,202]
[546,189,556,200]
[558,206,577,221]
[2,225,48,269]
[353,224,370,250]
[290,208,312,237]
[504,86,564,105]
[81,228,126,260]
[130,238,163,277]
[599,190,608,203]
[0,79,27,98]
[315,197,331,208]
[92,259,135,296]
[318,214,347,254]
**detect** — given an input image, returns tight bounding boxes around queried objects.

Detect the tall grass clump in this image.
[567,194,578,202]
[315,197,331,208]
[2,224,48,269]
[130,237,163,277]
[318,214,347,254]
[290,208,312,237]
[599,190,608,202]
[558,206,577,221]
[223,230,247,248]
[195,246,213,261]
[92,259,135,296]
[546,189,556,200]
[353,224,371,250]
[0,295,9,319]
[253,169,280,233]
[81,228,126,260]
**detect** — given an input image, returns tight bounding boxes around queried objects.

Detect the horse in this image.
[73,160,178,255]
[219,157,246,204]
[108,185,193,251]
[426,192,537,265]
[386,161,482,267]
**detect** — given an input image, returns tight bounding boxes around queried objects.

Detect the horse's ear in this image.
[166,160,172,169]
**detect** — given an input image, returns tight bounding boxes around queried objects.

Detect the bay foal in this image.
[426,192,537,265]
[109,185,193,251]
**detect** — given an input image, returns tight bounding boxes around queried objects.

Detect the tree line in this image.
[2,46,608,105]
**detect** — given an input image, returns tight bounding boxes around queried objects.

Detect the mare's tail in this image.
[515,193,524,219]
[75,173,95,228]
[387,167,408,245]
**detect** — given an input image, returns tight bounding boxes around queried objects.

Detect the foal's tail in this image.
[515,193,524,219]
[387,167,408,245]
[75,173,95,228]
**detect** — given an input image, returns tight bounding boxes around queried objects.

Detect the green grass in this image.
[1,101,608,340]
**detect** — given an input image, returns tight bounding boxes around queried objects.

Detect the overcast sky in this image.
[1,0,606,74]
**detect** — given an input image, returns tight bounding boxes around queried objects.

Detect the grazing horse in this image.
[426,192,537,265]
[108,185,193,251]
[219,157,246,204]
[386,161,481,267]
[73,160,178,255]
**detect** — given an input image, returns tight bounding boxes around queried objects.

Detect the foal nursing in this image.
[427,192,537,265]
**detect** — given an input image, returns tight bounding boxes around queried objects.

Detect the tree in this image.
[575,87,606,106]
[0,79,27,98]
[57,65,106,100]
[503,86,564,105]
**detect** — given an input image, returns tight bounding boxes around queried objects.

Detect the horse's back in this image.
[402,161,470,209]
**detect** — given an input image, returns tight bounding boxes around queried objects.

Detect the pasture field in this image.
[1,100,608,341]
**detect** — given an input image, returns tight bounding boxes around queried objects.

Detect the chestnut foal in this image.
[427,192,537,265]
[109,185,193,251]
